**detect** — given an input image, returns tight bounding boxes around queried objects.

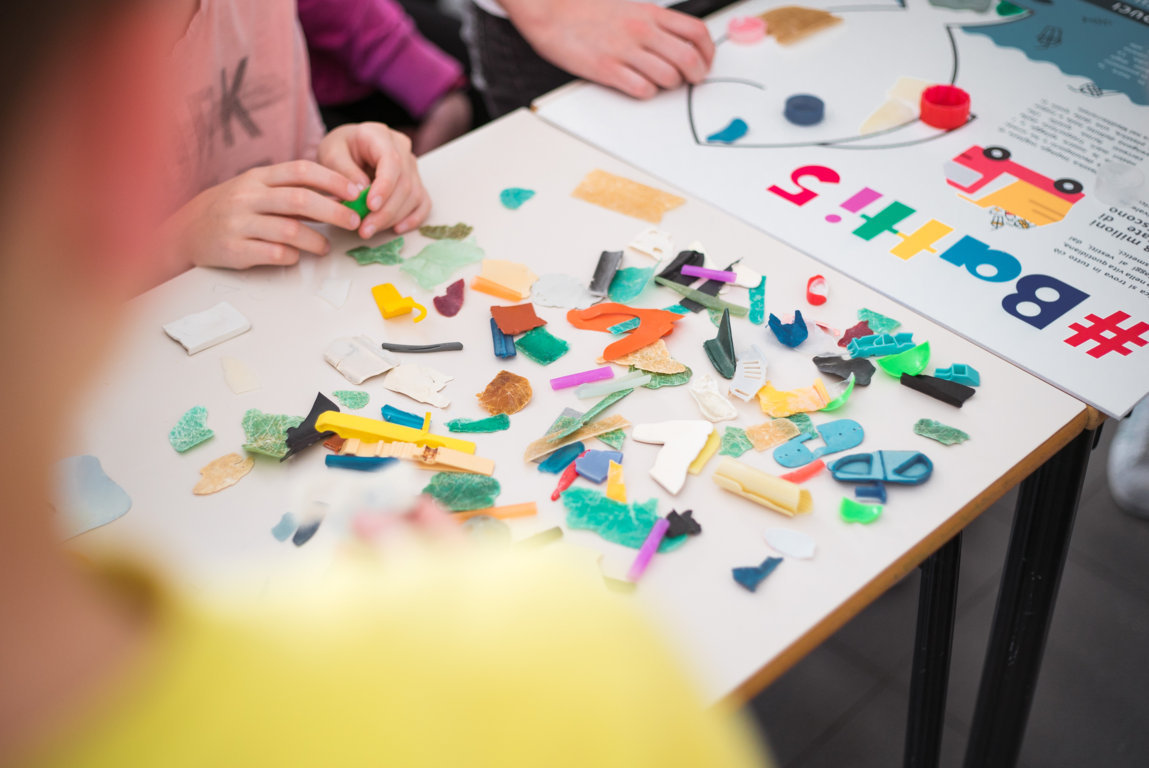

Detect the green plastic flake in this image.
[418,222,472,240]
[241,409,303,459]
[913,418,969,446]
[597,429,626,450]
[654,276,749,316]
[840,497,882,524]
[820,375,855,412]
[550,388,635,442]
[169,406,214,453]
[582,388,633,425]
[562,488,685,552]
[708,308,725,327]
[515,326,570,366]
[749,276,766,325]
[638,365,693,389]
[500,187,535,209]
[785,413,818,439]
[663,303,690,315]
[877,342,931,378]
[347,237,404,266]
[608,318,641,334]
[332,390,370,410]
[703,309,737,379]
[447,414,511,433]
[423,472,501,511]
[719,426,753,457]
[400,238,484,290]
[608,266,654,303]
[858,308,901,333]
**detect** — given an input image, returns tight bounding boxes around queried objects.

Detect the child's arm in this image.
[501,0,714,100]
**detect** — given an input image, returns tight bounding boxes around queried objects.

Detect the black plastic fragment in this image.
[900,373,975,407]
[812,354,876,387]
[666,509,702,537]
[379,341,464,353]
[588,250,623,297]
[282,392,339,462]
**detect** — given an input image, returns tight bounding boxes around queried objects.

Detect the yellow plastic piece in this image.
[315,411,474,454]
[340,438,494,475]
[756,379,831,418]
[605,461,627,503]
[711,457,813,517]
[371,283,427,322]
[688,429,721,475]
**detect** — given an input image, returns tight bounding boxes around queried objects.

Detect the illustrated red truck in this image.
[944,145,1084,227]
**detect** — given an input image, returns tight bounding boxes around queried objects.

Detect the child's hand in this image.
[318,123,432,237]
[413,90,473,156]
[163,161,363,270]
[504,0,714,100]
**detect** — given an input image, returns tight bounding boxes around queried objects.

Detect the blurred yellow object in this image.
[316,411,475,454]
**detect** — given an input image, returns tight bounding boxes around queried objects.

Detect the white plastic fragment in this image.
[220,356,259,394]
[687,374,738,422]
[627,227,674,260]
[575,370,651,399]
[730,345,768,401]
[763,528,817,559]
[531,273,597,309]
[632,420,712,495]
[316,277,352,308]
[731,262,764,289]
[162,301,251,355]
[324,335,397,385]
[383,363,453,408]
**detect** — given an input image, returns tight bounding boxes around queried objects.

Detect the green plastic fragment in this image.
[749,276,766,325]
[499,187,535,210]
[662,303,690,315]
[515,326,570,366]
[596,429,626,450]
[241,409,303,459]
[840,497,882,524]
[423,472,501,511]
[719,426,753,457]
[582,388,633,424]
[446,414,511,433]
[858,308,900,333]
[638,365,693,389]
[877,342,931,377]
[608,318,641,334]
[820,374,856,412]
[169,406,214,453]
[703,309,737,379]
[654,277,749,316]
[913,418,969,446]
[347,237,404,266]
[419,222,472,240]
[342,188,369,217]
[708,308,725,327]
[784,413,817,439]
[332,390,370,410]
[400,238,484,290]
[608,266,654,303]
[549,388,635,442]
[995,0,1024,16]
[562,487,685,552]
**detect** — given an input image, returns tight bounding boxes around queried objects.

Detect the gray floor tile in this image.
[1067,482,1149,603]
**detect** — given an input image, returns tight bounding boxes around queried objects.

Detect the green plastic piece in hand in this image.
[446,414,511,433]
[347,237,404,266]
[877,342,931,378]
[423,472,501,511]
[562,487,685,552]
[332,390,370,410]
[913,418,970,446]
[169,406,214,453]
[840,497,882,524]
[719,426,753,457]
[516,326,570,366]
[241,409,304,459]
[400,238,484,290]
[342,188,369,217]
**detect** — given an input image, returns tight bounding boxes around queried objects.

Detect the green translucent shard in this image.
[785,413,818,439]
[749,276,766,325]
[820,375,855,412]
[597,429,626,450]
[858,307,901,333]
[877,342,931,378]
[549,388,635,442]
[418,222,472,240]
[708,308,725,327]
[423,472,501,511]
[608,266,654,303]
[638,365,692,389]
[400,237,484,290]
[840,497,882,524]
[332,390,369,410]
[241,409,303,459]
[562,488,685,552]
[515,326,570,366]
[347,236,404,266]
[654,276,749,316]
[914,418,969,446]
[447,414,511,433]
[719,427,753,457]
[608,318,641,334]
[169,406,214,453]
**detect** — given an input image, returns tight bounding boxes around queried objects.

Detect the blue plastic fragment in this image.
[663,303,691,315]
[381,404,424,429]
[293,519,321,547]
[325,455,398,471]
[847,332,915,358]
[768,310,809,348]
[732,557,783,593]
[773,418,865,468]
[829,451,934,485]
[785,94,824,126]
[271,513,297,542]
[574,449,624,484]
[855,482,888,503]
[934,363,981,387]
[499,187,535,210]
[490,317,516,359]
[608,318,641,335]
[706,118,749,144]
[539,441,585,473]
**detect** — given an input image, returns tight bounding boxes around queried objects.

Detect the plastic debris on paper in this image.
[571,169,685,223]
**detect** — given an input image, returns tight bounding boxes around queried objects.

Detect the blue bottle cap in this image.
[785,94,824,126]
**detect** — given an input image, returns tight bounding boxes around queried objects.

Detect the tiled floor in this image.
[747,426,1149,767]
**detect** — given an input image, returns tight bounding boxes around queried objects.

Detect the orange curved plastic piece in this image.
[566,303,683,360]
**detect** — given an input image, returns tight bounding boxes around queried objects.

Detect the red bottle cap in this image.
[920,85,970,130]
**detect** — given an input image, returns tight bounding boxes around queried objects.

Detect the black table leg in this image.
[905,532,962,768]
[963,426,1098,768]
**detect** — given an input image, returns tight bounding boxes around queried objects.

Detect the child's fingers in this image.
[655,9,715,67]
[394,190,432,235]
[601,60,659,100]
[262,160,361,203]
[261,187,361,230]
[318,141,372,192]
[364,169,416,234]
[625,48,684,90]
[239,239,303,268]
[246,214,331,257]
[647,24,710,83]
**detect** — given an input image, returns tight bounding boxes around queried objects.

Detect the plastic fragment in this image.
[806,275,828,305]
[688,429,721,475]
[877,342,931,377]
[516,325,570,366]
[163,301,251,355]
[53,455,132,537]
[774,418,864,468]
[606,461,627,502]
[339,438,492,476]
[400,238,483,290]
[241,409,303,459]
[613,340,686,374]
[732,557,783,593]
[658,250,703,286]
[490,317,516,359]
[575,450,624,484]
[596,429,626,450]
[193,453,254,495]
[778,459,825,484]
[728,15,767,43]
[763,529,815,559]
[749,276,767,325]
[688,374,739,422]
[757,379,831,417]
[681,264,737,282]
[538,442,584,473]
[627,227,674,260]
[423,472,501,511]
[324,336,398,385]
[746,419,802,452]
[292,518,322,546]
[858,308,901,333]
[282,393,339,461]
[347,237,403,265]
[934,364,981,387]
[447,414,511,433]
[473,259,538,301]
[639,365,693,388]
[380,404,424,429]
[820,374,856,411]
[525,415,630,462]
[476,370,533,415]
[920,84,970,130]
[571,169,685,224]
[169,406,214,453]
[784,93,824,125]
[531,273,596,309]
[914,418,970,446]
[325,455,397,471]
[452,502,537,524]
[551,452,585,500]
[704,309,737,379]
[499,187,535,209]
[838,320,874,349]
[432,278,465,317]
[840,497,883,525]
[812,354,876,387]
[627,518,670,581]
[608,266,655,303]
[323,436,346,452]
[490,303,546,335]
[608,318,642,334]
[589,250,623,297]
[342,188,369,216]
[568,303,683,361]
[768,311,809,348]
[220,356,259,394]
[553,389,634,440]
[829,450,934,485]
[316,277,351,308]
[561,488,685,551]
[706,118,749,144]
[271,513,296,542]
[654,277,750,316]
[419,222,472,240]
[719,426,753,458]
[900,373,975,407]
[713,457,813,517]
[848,332,915,358]
[855,482,888,503]
[785,413,818,440]
[384,363,453,408]
[551,366,613,391]
[632,420,712,494]
[576,370,650,398]
[666,509,702,537]
[730,346,768,401]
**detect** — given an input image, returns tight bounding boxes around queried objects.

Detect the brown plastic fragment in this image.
[490,303,547,335]
[477,370,533,415]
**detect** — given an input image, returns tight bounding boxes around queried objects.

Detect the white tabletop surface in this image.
[73,110,1086,702]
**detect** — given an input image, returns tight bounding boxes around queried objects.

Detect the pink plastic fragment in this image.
[681,264,737,283]
[551,451,587,501]
[806,275,828,306]
[779,459,826,484]
[550,366,614,391]
[433,279,465,318]
[627,518,670,582]
[727,16,767,44]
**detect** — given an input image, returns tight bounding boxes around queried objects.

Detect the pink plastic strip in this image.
[627,518,670,582]
[681,264,737,282]
[550,366,614,390]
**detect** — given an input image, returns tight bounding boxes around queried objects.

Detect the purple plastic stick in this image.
[627,518,670,582]
[681,264,737,282]
[550,366,614,391]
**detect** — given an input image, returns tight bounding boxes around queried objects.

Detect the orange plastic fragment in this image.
[451,502,538,523]
[779,459,826,484]
[472,278,523,302]
[476,370,533,415]
[746,419,802,451]
[490,303,546,335]
[566,303,683,361]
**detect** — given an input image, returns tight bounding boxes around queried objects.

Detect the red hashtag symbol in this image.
[1064,311,1149,358]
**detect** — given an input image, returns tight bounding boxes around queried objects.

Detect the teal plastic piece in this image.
[703,309,737,379]
[662,303,691,315]
[768,311,809,348]
[719,426,753,457]
[732,556,782,592]
[325,455,397,471]
[342,188,369,217]
[596,429,626,450]
[858,307,901,333]
[840,497,883,524]
[876,342,931,377]
[934,363,981,387]
[516,326,569,365]
[447,414,511,433]
[538,441,584,473]
[499,187,535,210]
[773,419,864,468]
[707,118,749,144]
[561,487,685,552]
[271,513,296,542]
[749,276,766,325]
[608,318,641,334]
[847,332,915,358]
[785,413,818,439]
[820,374,856,411]
[490,317,516,359]
[169,406,214,453]
[608,266,654,303]
[332,390,370,410]
[381,404,424,429]
[829,451,934,485]
[913,418,969,446]
[423,472,500,511]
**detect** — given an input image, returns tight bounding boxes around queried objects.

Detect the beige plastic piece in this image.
[220,356,260,394]
[571,169,685,224]
[523,414,631,462]
[712,457,813,517]
[860,98,916,135]
[472,259,538,301]
[340,438,494,475]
